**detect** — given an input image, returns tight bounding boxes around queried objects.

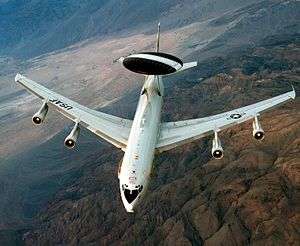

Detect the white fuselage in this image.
[119,75,163,212]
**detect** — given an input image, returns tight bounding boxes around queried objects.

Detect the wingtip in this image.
[15,73,22,82]
[291,84,296,99]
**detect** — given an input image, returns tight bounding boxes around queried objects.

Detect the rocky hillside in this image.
[0,0,261,58]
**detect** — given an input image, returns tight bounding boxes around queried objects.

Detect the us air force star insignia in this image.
[230,113,242,119]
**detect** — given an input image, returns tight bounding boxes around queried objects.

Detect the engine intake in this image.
[32,101,48,125]
[212,131,224,159]
[252,116,265,141]
[64,122,80,149]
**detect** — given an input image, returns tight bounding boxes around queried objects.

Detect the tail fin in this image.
[179,61,198,72]
[168,61,197,75]
[156,22,160,52]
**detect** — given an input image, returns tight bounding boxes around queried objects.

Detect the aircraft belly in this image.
[120,89,162,187]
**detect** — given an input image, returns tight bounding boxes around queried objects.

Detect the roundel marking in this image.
[230,113,242,119]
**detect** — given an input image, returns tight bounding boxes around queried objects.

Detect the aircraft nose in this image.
[122,193,140,213]
[120,184,143,213]
[124,187,139,203]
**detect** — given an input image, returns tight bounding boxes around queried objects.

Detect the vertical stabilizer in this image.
[156,22,161,52]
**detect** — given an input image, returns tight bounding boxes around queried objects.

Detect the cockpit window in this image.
[122,185,144,204]
[138,185,143,192]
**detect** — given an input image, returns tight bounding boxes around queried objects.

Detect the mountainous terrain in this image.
[0,0,263,59]
[0,0,299,245]
[17,35,299,246]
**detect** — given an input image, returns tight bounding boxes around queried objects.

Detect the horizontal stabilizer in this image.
[176,61,197,73]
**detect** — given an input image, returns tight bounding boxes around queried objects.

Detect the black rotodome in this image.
[123,52,182,75]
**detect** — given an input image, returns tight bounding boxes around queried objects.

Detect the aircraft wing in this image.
[15,74,132,150]
[156,88,296,153]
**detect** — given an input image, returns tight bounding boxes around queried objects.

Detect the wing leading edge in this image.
[15,74,132,150]
[156,88,296,153]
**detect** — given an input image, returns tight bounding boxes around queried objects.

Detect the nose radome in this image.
[124,203,135,213]
[120,188,139,213]
[122,193,139,213]
[120,183,145,213]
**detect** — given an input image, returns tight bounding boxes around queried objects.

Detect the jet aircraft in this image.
[15,24,296,212]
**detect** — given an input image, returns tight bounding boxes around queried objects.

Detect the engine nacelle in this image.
[252,116,265,141]
[212,131,224,159]
[64,122,80,149]
[32,101,48,125]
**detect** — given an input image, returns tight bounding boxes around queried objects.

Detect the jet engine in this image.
[252,116,265,140]
[64,122,80,149]
[212,131,224,159]
[32,101,48,125]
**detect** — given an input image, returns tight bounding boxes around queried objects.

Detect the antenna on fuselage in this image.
[156,22,161,52]
[120,22,187,76]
